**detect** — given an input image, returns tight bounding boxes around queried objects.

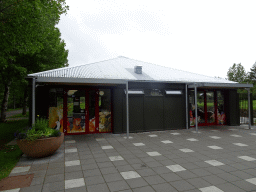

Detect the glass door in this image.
[66,90,87,134]
[206,91,216,124]
[197,91,206,124]
[63,88,112,134]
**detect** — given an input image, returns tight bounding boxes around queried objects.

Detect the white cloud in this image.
[57,0,256,78]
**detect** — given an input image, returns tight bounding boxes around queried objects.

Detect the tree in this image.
[17,27,69,115]
[248,62,256,81]
[0,0,69,122]
[227,63,247,83]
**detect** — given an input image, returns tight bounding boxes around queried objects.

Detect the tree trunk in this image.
[0,81,12,122]
[22,86,28,115]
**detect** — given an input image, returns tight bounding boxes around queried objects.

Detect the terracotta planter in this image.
[17,133,64,158]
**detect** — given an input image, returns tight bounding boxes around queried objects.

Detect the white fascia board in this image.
[188,83,253,88]
[165,90,182,95]
[36,77,126,84]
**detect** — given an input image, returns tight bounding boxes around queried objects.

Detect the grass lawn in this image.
[240,100,256,109]
[6,108,22,112]
[0,119,28,181]
[9,113,29,118]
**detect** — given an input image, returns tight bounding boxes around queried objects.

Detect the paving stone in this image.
[97,162,114,169]
[170,180,195,191]
[116,165,134,172]
[205,160,224,166]
[11,166,30,174]
[65,171,83,180]
[65,178,85,190]
[100,167,118,175]
[65,186,87,192]
[199,186,224,192]
[42,181,64,191]
[190,168,212,177]
[232,180,256,191]
[176,170,198,179]
[246,177,256,185]
[146,151,162,156]
[160,172,182,182]
[217,182,246,192]
[102,145,114,150]
[65,148,78,153]
[132,186,155,192]
[44,173,64,183]
[202,175,227,185]
[20,184,43,192]
[187,178,212,188]
[65,160,80,167]
[238,156,256,161]
[103,173,123,182]
[136,168,157,176]
[85,175,105,185]
[166,164,186,172]
[216,172,241,182]
[120,171,141,179]
[126,178,148,188]
[107,180,130,192]
[30,176,45,186]
[65,165,82,173]
[83,169,102,177]
[46,167,64,176]
[152,182,178,192]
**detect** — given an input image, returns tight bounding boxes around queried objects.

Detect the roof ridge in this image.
[28,57,120,76]
[119,57,230,81]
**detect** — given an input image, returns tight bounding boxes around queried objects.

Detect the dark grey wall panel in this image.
[228,89,240,126]
[122,96,144,133]
[164,95,186,129]
[144,97,164,131]
[112,89,123,133]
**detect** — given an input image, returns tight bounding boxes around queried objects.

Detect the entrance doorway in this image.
[189,90,226,126]
[63,89,112,134]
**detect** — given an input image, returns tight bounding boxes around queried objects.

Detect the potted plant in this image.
[15,118,64,158]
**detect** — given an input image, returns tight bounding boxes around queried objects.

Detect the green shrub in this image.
[14,118,61,141]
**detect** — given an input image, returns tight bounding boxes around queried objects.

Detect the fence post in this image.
[247,88,251,129]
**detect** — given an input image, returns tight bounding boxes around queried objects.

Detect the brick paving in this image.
[4,125,256,192]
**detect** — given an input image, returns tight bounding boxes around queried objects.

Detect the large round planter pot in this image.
[17,133,64,158]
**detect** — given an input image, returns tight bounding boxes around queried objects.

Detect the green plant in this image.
[14,118,61,141]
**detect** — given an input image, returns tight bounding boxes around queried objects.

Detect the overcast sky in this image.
[57,0,256,79]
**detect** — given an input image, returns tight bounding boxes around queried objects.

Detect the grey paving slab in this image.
[216,182,247,192]
[152,182,178,192]
[170,180,196,191]
[144,175,166,185]
[126,178,148,188]
[8,127,256,192]
[132,185,155,192]
[107,180,130,192]
[44,173,64,183]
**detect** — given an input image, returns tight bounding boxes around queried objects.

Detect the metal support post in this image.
[126,81,129,138]
[32,78,36,125]
[185,84,188,129]
[248,88,251,129]
[194,84,198,132]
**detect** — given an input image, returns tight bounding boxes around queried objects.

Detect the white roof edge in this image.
[36,77,127,84]
[188,83,253,88]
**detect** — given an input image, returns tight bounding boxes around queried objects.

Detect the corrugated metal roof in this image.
[28,56,236,84]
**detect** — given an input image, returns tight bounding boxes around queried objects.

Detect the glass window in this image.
[48,88,64,132]
[99,89,111,132]
[144,89,163,96]
[217,91,226,125]
[66,90,86,134]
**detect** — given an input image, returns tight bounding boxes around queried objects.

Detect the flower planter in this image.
[17,133,64,158]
